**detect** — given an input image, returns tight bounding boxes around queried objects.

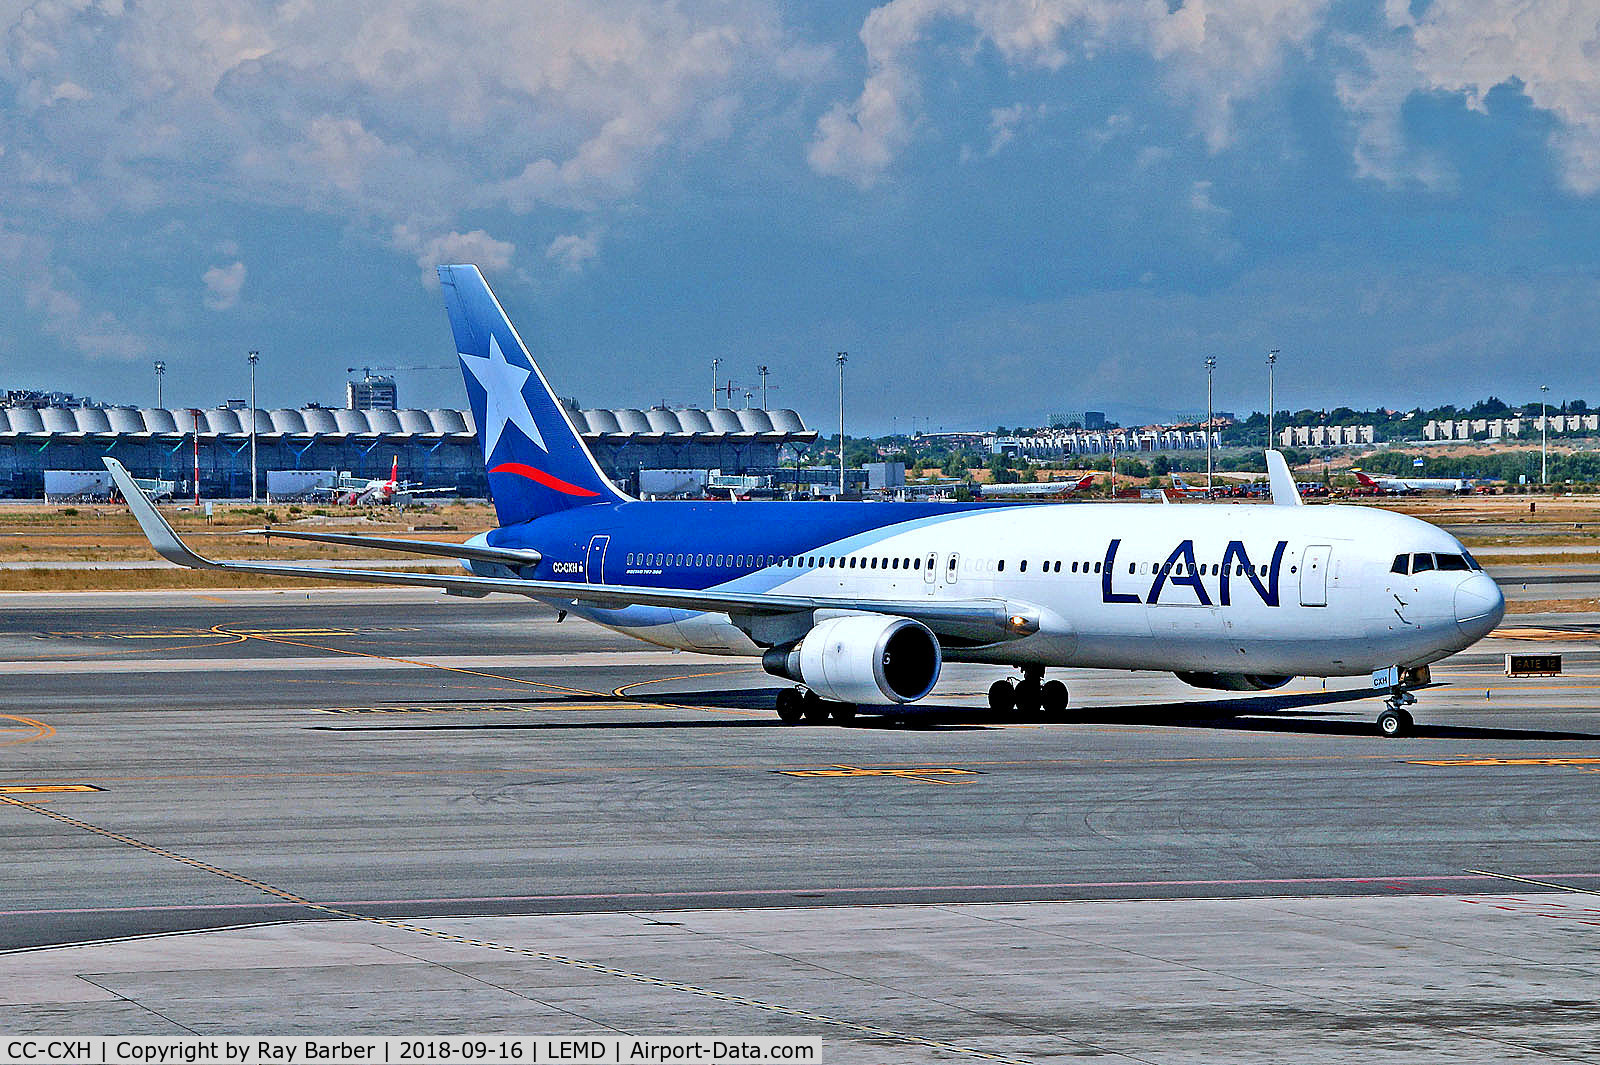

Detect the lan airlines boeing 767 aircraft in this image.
[105,265,1504,737]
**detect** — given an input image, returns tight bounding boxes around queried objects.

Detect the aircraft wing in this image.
[106,459,1037,644]
[248,527,541,568]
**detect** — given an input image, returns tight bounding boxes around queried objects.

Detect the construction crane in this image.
[345,365,453,377]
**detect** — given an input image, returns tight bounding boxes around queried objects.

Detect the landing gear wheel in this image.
[1376,707,1413,738]
[775,688,804,725]
[1013,680,1042,715]
[801,690,830,724]
[1040,680,1069,715]
[987,679,1015,713]
[830,702,857,724]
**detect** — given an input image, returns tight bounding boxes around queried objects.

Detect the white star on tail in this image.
[459,333,546,458]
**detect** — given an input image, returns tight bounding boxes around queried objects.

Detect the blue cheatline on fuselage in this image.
[484,500,1036,593]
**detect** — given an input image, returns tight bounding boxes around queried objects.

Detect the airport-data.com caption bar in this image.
[0,1039,821,1065]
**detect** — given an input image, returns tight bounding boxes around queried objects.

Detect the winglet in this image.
[103,458,220,569]
[1265,450,1303,506]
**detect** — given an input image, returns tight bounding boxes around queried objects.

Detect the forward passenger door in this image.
[1299,545,1331,607]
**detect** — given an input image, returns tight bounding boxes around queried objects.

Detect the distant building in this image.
[5,389,94,408]
[1418,414,1598,441]
[346,375,398,410]
[1278,425,1375,447]
[0,403,815,499]
[1084,411,1106,430]
[992,427,1216,457]
[865,461,906,490]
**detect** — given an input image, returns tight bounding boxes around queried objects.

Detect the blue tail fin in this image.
[438,264,629,525]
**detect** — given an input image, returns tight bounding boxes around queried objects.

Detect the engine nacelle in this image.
[1173,671,1294,692]
[762,614,941,705]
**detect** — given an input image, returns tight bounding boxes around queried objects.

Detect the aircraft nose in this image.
[1455,573,1505,639]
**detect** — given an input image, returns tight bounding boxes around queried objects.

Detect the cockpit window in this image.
[1396,551,1480,576]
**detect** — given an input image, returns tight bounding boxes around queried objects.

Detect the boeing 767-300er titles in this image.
[104,265,1505,737]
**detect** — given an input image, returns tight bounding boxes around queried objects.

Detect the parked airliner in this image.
[1354,471,1474,495]
[323,455,457,506]
[105,265,1505,736]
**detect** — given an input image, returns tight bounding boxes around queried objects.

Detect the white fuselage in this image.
[1378,477,1469,493]
[558,502,1504,678]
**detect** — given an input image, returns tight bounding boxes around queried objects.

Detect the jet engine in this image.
[1173,671,1294,692]
[762,614,942,705]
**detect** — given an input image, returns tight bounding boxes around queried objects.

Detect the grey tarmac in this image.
[2,589,1598,1061]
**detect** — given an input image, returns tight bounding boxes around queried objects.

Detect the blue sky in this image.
[2,0,1598,433]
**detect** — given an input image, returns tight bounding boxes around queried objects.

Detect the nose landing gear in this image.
[1374,665,1428,737]
[1376,692,1415,738]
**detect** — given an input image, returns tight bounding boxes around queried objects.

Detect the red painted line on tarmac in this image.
[6,872,1600,917]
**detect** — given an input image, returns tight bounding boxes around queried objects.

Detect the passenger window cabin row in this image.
[624,551,927,571]
[619,551,1273,578]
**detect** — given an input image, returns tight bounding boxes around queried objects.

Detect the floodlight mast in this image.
[248,350,259,504]
[1205,356,1217,492]
[1267,349,1278,450]
[1541,383,1550,485]
[836,352,848,499]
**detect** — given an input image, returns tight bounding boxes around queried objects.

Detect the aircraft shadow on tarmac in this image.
[310,684,1600,740]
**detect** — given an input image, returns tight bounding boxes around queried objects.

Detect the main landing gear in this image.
[775,687,856,726]
[988,666,1069,717]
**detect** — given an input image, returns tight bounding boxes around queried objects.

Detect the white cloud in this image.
[1405,0,1600,195]
[1330,1,1600,194]
[973,102,1026,160]
[23,271,148,360]
[0,216,147,360]
[0,1,810,277]
[809,0,1329,185]
[202,260,246,311]
[0,1,817,362]
[46,80,91,103]
[808,63,915,187]
[546,232,601,273]
[393,226,516,287]
[1149,0,1332,153]
[812,0,1600,198]
[1188,180,1225,216]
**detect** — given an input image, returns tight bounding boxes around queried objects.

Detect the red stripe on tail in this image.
[490,462,601,498]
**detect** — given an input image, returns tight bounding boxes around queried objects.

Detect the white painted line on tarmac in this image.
[0,650,736,675]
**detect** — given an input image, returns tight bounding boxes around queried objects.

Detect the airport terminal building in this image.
[0,402,816,499]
